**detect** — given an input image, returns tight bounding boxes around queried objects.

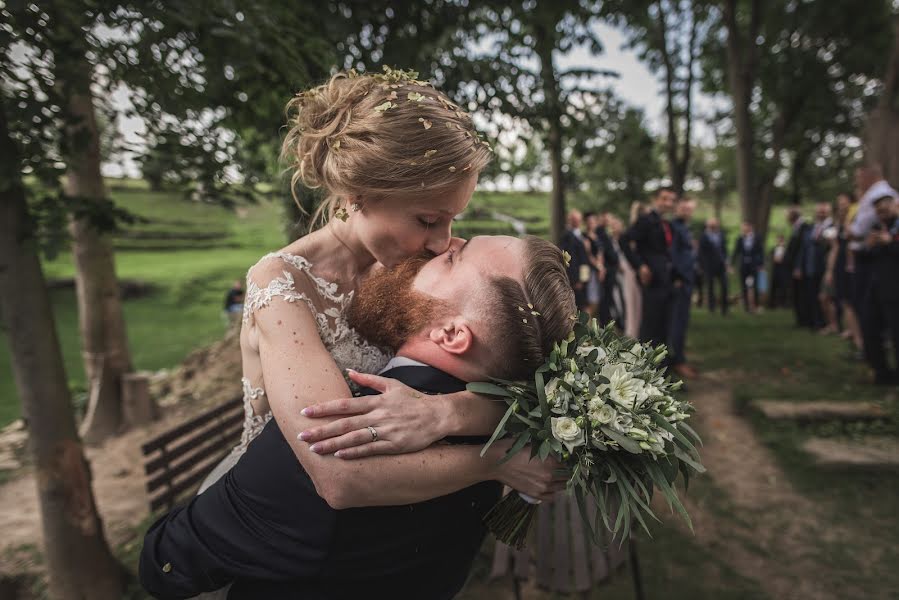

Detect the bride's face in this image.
[351,173,478,268]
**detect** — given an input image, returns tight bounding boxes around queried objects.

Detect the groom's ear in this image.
[427,317,473,356]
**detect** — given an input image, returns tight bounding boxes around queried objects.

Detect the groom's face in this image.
[411,236,525,305]
[347,236,525,351]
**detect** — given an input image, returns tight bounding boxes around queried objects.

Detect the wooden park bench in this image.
[490,491,644,600]
[141,397,244,512]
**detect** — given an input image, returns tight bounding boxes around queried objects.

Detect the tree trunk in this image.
[0,101,126,600]
[723,0,761,234]
[865,16,899,188]
[534,16,566,244]
[55,32,133,445]
[656,1,684,195]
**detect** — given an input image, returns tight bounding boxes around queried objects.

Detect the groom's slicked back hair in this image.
[484,236,576,380]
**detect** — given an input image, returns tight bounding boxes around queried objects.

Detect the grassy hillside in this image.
[1,180,766,426]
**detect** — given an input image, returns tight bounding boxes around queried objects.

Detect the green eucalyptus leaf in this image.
[600,427,643,454]
[480,400,517,457]
[467,382,513,398]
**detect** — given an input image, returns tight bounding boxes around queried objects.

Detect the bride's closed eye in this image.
[446,249,456,264]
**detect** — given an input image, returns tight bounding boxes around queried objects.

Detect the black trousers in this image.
[793,276,812,327]
[668,283,692,366]
[851,261,872,327]
[694,271,704,307]
[768,265,789,308]
[862,284,899,381]
[739,266,759,312]
[705,268,728,315]
[640,284,674,355]
[807,273,825,329]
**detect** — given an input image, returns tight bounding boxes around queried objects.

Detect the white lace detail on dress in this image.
[242,268,316,325]
[233,252,391,452]
[239,377,272,447]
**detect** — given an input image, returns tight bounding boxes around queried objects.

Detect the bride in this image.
[199,67,505,492]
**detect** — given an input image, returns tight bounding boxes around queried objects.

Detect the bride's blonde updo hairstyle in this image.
[281,66,494,226]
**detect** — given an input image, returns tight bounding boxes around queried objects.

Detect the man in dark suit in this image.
[559,209,591,310]
[587,212,620,326]
[786,206,812,327]
[768,234,789,309]
[860,195,899,385]
[732,221,765,313]
[668,197,698,378]
[698,217,729,315]
[140,236,575,600]
[621,187,678,350]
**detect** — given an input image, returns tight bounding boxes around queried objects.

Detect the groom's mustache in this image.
[347,253,449,351]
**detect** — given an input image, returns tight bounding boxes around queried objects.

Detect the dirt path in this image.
[0,414,187,577]
[683,371,851,600]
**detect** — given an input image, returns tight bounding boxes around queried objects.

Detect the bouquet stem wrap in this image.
[484,492,537,550]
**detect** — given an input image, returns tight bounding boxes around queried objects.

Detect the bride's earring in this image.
[351,202,361,212]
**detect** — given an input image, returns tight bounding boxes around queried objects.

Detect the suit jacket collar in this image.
[363,365,467,396]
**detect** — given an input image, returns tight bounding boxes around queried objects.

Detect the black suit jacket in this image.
[786,221,810,274]
[698,230,727,274]
[621,210,675,288]
[869,217,899,301]
[559,229,591,287]
[594,226,620,273]
[732,235,764,272]
[139,365,501,600]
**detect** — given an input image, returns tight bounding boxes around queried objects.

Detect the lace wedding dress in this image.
[197,251,391,493]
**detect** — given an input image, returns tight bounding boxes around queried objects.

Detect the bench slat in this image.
[146,423,242,492]
[141,397,242,454]
[149,450,231,511]
[144,410,243,476]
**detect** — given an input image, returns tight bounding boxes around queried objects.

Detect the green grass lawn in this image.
[0,181,805,428]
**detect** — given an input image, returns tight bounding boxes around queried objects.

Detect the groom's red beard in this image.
[347,253,451,352]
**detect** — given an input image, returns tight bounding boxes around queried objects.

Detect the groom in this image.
[140,235,576,600]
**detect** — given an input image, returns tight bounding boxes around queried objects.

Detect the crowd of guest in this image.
[559,163,899,386]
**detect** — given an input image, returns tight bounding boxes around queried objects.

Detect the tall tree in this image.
[0,83,126,598]
[865,15,899,187]
[441,1,612,242]
[575,104,660,213]
[708,0,894,240]
[604,0,708,195]
[46,2,135,444]
[116,0,346,236]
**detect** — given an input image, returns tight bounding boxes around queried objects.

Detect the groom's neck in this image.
[395,339,480,382]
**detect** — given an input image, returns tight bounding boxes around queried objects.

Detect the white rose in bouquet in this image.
[587,397,616,425]
[551,417,585,452]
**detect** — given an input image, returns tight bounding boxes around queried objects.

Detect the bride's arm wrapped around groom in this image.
[139,235,577,600]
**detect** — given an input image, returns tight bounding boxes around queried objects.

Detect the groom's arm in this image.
[138,425,511,599]
[255,303,559,510]
[139,422,339,599]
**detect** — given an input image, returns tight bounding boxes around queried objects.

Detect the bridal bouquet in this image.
[468,314,704,549]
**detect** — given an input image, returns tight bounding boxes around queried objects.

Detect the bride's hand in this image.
[298,370,451,458]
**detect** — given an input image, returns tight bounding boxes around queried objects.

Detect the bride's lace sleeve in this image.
[242,256,318,326]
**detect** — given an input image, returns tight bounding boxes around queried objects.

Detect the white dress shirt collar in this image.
[378,355,429,374]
